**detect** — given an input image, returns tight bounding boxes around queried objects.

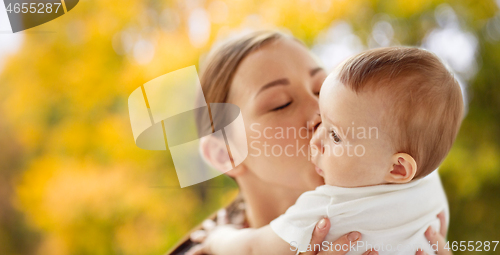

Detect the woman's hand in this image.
[187,224,241,255]
[305,218,378,255]
[416,211,452,255]
[187,209,232,255]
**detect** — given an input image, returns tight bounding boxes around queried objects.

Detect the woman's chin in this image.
[314,166,324,177]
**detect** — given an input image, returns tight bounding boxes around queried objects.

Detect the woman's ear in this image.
[384,153,417,183]
[199,136,245,178]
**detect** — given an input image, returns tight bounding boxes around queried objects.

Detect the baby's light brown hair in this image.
[337,47,464,179]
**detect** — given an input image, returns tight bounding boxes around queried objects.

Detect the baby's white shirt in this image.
[270,171,449,255]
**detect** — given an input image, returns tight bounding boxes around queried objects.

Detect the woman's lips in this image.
[315,166,324,176]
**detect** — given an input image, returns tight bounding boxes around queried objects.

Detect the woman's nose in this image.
[310,123,323,152]
[304,88,321,132]
[308,113,322,132]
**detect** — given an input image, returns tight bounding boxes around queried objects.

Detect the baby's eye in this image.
[329,130,341,144]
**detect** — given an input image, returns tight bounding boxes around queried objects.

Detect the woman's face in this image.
[228,38,327,191]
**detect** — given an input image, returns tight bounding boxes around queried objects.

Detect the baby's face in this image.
[310,73,395,187]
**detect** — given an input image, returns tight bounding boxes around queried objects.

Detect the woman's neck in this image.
[236,171,306,228]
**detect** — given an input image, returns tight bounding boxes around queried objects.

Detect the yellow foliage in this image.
[0,0,499,254]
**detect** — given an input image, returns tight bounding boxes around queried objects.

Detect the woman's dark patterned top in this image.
[165,194,246,255]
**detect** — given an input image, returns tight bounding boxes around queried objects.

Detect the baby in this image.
[200,47,463,255]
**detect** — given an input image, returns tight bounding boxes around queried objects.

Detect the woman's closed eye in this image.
[271,101,292,111]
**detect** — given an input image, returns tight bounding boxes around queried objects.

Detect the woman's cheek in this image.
[246,125,304,158]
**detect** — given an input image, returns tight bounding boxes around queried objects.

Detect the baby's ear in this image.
[384,153,417,183]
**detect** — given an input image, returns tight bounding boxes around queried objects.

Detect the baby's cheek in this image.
[326,157,361,186]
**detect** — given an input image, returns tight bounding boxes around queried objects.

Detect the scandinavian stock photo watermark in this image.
[247,122,379,160]
[290,240,500,253]
[290,240,441,253]
[1,0,79,33]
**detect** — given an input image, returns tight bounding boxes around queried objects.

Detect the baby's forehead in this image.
[320,80,388,124]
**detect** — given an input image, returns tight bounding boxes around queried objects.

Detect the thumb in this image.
[302,218,330,255]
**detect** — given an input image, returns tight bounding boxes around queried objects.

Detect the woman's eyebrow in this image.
[255,78,290,97]
[310,67,324,77]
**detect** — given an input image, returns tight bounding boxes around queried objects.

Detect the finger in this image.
[216,209,229,225]
[303,218,330,255]
[437,211,447,238]
[202,219,216,231]
[185,244,208,255]
[415,250,428,255]
[425,226,452,255]
[362,249,378,255]
[190,230,207,243]
[317,231,362,255]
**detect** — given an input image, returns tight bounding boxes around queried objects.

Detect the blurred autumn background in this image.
[0,0,499,254]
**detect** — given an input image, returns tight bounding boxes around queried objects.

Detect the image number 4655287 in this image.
[2,0,79,33]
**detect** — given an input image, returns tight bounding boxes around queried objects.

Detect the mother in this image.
[185,30,449,255]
